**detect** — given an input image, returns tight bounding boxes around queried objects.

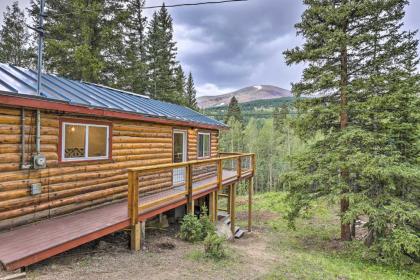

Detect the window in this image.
[198,132,210,158]
[61,122,110,161]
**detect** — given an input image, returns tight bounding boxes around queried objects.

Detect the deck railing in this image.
[127,153,254,227]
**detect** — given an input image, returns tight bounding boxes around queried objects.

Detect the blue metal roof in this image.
[0,63,227,128]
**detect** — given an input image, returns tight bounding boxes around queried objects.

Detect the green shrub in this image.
[204,233,226,259]
[199,205,216,239]
[179,213,203,242]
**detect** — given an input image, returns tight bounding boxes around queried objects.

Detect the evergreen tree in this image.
[174,65,187,104]
[30,0,127,84]
[273,104,289,131]
[225,96,243,124]
[0,2,34,67]
[118,0,148,93]
[185,72,198,110]
[284,0,419,262]
[145,4,179,103]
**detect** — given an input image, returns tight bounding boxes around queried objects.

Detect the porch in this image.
[0,153,255,271]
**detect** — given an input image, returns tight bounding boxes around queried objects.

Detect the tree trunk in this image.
[339,22,352,241]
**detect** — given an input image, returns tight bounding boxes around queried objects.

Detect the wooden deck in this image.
[0,169,252,271]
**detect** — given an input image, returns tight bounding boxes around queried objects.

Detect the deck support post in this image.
[209,191,217,222]
[128,170,140,251]
[248,177,253,232]
[186,164,194,214]
[227,186,231,214]
[230,183,236,236]
[130,223,141,251]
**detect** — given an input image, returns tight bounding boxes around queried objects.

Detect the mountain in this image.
[197,85,292,109]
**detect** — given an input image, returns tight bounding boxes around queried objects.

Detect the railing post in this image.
[186,164,194,214]
[251,154,256,176]
[230,183,236,236]
[128,170,140,251]
[217,159,223,191]
[237,156,242,179]
[248,177,253,232]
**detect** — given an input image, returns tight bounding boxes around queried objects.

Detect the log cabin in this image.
[0,63,255,271]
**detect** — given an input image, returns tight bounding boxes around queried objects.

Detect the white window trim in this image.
[62,122,110,162]
[173,129,187,162]
[197,132,211,159]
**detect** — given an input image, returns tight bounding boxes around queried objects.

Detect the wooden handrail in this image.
[127,152,255,218]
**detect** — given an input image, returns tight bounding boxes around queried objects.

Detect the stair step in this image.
[235,229,245,239]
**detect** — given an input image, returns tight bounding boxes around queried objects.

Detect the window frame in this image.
[60,119,111,163]
[197,132,211,159]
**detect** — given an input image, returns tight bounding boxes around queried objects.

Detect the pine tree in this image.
[284,0,419,262]
[145,4,179,103]
[273,104,289,131]
[117,0,148,93]
[0,1,34,67]
[185,72,198,110]
[30,0,127,84]
[174,65,187,105]
[225,96,243,124]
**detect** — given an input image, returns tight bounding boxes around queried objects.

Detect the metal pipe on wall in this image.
[21,108,26,167]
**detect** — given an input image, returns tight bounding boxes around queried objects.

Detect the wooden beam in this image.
[214,190,218,222]
[248,177,253,232]
[230,183,236,235]
[217,159,223,190]
[186,164,193,214]
[209,191,215,222]
[237,156,242,179]
[130,223,140,251]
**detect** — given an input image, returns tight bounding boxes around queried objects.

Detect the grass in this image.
[236,192,420,280]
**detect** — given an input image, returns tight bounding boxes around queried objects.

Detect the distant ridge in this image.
[197,85,292,109]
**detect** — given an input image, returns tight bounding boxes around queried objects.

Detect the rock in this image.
[216,221,233,241]
[97,240,109,250]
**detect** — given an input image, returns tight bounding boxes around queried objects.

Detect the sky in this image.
[1,0,419,97]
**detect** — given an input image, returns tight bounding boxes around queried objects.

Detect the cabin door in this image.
[173,130,187,185]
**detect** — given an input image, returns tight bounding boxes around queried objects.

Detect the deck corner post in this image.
[186,164,194,214]
[248,177,253,232]
[217,159,223,191]
[128,170,140,251]
[237,156,242,179]
[230,183,236,236]
[130,222,141,251]
[209,191,217,223]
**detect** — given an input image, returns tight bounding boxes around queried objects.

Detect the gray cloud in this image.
[1,0,419,96]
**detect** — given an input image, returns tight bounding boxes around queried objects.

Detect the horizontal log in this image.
[0,125,58,135]
[112,153,172,162]
[0,115,58,127]
[112,136,172,143]
[0,144,57,154]
[113,148,172,156]
[0,135,57,144]
[112,143,170,149]
[0,152,57,164]
[112,130,172,138]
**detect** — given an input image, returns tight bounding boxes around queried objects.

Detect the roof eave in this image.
[0,91,228,130]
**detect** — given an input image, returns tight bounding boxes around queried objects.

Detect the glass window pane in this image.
[65,124,86,158]
[173,132,184,163]
[203,134,210,157]
[88,126,108,157]
[198,134,204,157]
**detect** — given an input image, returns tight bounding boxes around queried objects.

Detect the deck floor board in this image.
[0,170,251,270]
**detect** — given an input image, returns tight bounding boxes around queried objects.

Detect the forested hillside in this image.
[203,97,295,122]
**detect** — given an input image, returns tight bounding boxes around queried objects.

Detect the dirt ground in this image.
[1,223,278,280]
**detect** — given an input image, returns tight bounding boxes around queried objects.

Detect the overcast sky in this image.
[1,0,419,96]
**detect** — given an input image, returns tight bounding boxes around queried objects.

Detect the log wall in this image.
[0,107,220,231]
